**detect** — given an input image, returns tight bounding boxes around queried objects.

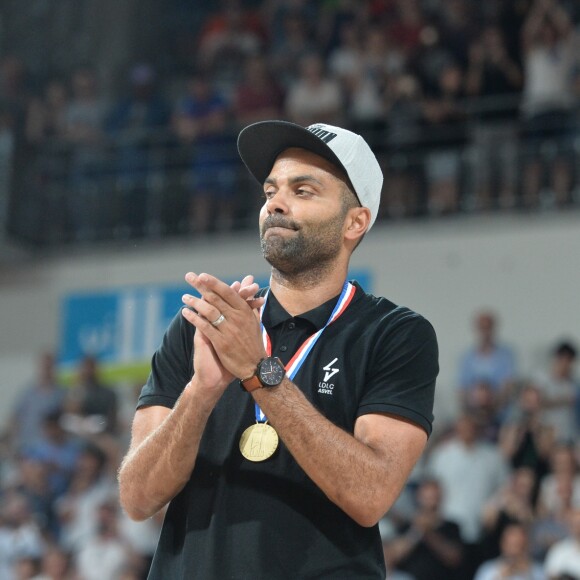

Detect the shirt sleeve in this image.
[356,309,439,436]
[137,308,194,410]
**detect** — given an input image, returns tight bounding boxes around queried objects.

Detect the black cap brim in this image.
[237,120,347,187]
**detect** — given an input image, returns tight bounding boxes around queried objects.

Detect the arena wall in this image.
[1,211,579,430]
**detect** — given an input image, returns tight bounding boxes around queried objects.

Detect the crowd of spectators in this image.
[0,311,578,579]
[0,352,159,579]
[381,311,580,580]
[1,0,580,245]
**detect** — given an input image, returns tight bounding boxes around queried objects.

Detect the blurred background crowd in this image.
[0,310,579,579]
[0,0,579,579]
[0,0,579,245]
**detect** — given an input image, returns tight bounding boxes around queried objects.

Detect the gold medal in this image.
[239,422,279,462]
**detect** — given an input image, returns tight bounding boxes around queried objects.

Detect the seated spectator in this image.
[532,340,578,444]
[463,380,502,443]
[171,70,237,234]
[268,11,318,89]
[520,0,576,209]
[427,413,509,577]
[544,506,580,579]
[422,62,466,214]
[0,492,45,580]
[232,55,284,128]
[32,544,77,580]
[382,73,425,219]
[22,410,82,499]
[435,0,479,70]
[22,80,70,242]
[474,523,545,580]
[12,455,59,541]
[0,54,30,118]
[7,352,66,453]
[537,443,580,519]
[75,498,134,580]
[383,478,464,580]
[13,555,41,579]
[480,467,537,561]
[328,22,363,90]
[531,475,575,562]
[263,0,318,48]
[106,63,170,238]
[409,25,455,107]
[458,310,517,409]
[196,0,263,93]
[64,355,118,436]
[499,382,553,481]
[284,52,344,127]
[352,25,404,119]
[389,0,425,59]
[119,507,164,577]
[465,25,523,210]
[62,66,107,241]
[25,79,69,146]
[55,442,117,552]
[316,0,362,55]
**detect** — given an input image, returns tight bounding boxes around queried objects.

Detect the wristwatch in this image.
[240,357,286,392]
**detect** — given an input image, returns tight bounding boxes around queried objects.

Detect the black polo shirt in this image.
[138,281,438,580]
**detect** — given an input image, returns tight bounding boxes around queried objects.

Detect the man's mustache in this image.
[261,216,300,233]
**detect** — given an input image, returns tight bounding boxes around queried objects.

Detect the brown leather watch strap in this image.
[240,374,262,392]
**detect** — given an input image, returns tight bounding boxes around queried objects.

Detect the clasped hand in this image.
[181,272,267,385]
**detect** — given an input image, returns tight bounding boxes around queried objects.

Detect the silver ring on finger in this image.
[211,313,226,327]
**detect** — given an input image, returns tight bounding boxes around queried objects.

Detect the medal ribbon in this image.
[254,280,356,422]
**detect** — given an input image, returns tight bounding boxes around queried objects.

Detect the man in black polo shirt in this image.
[119,120,438,579]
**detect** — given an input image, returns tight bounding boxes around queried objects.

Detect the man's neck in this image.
[269,264,349,317]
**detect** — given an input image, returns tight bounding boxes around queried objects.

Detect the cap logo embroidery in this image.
[307,126,338,144]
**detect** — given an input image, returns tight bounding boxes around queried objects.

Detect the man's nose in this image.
[265,189,290,214]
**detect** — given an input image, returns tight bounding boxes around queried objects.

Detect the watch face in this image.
[259,357,286,387]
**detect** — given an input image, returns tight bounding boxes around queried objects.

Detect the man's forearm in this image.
[253,377,425,527]
[118,381,216,520]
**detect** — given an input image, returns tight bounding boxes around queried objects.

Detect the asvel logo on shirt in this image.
[318,357,339,394]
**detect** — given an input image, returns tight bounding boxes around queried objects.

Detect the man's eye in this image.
[264,190,275,199]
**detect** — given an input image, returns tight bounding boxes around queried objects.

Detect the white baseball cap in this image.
[237,120,383,230]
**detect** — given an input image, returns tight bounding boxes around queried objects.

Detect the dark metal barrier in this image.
[5,105,580,248]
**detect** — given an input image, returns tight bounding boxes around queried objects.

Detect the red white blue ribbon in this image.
[255,280,356,422]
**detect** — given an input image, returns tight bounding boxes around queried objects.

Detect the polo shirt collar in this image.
[263,282,360,331]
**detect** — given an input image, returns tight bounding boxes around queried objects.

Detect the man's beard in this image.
[260,208,346,276]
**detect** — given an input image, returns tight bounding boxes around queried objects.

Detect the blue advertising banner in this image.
[59,270,371,369]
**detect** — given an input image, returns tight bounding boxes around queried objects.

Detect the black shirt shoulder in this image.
[346,286,439,435]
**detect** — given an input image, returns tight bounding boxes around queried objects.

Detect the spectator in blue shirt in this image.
[171,70,238,234]
[106,64,170,238]
[458,310,517,409]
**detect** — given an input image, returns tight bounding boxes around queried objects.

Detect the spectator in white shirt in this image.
[533,341,578,444]
[427,413,510,578]
[75,498,134,580]
[285,52,343,127]
[544,507,580,580]
[475,523,546,580]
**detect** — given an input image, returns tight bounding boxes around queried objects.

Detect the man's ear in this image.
[345,207,371,243]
